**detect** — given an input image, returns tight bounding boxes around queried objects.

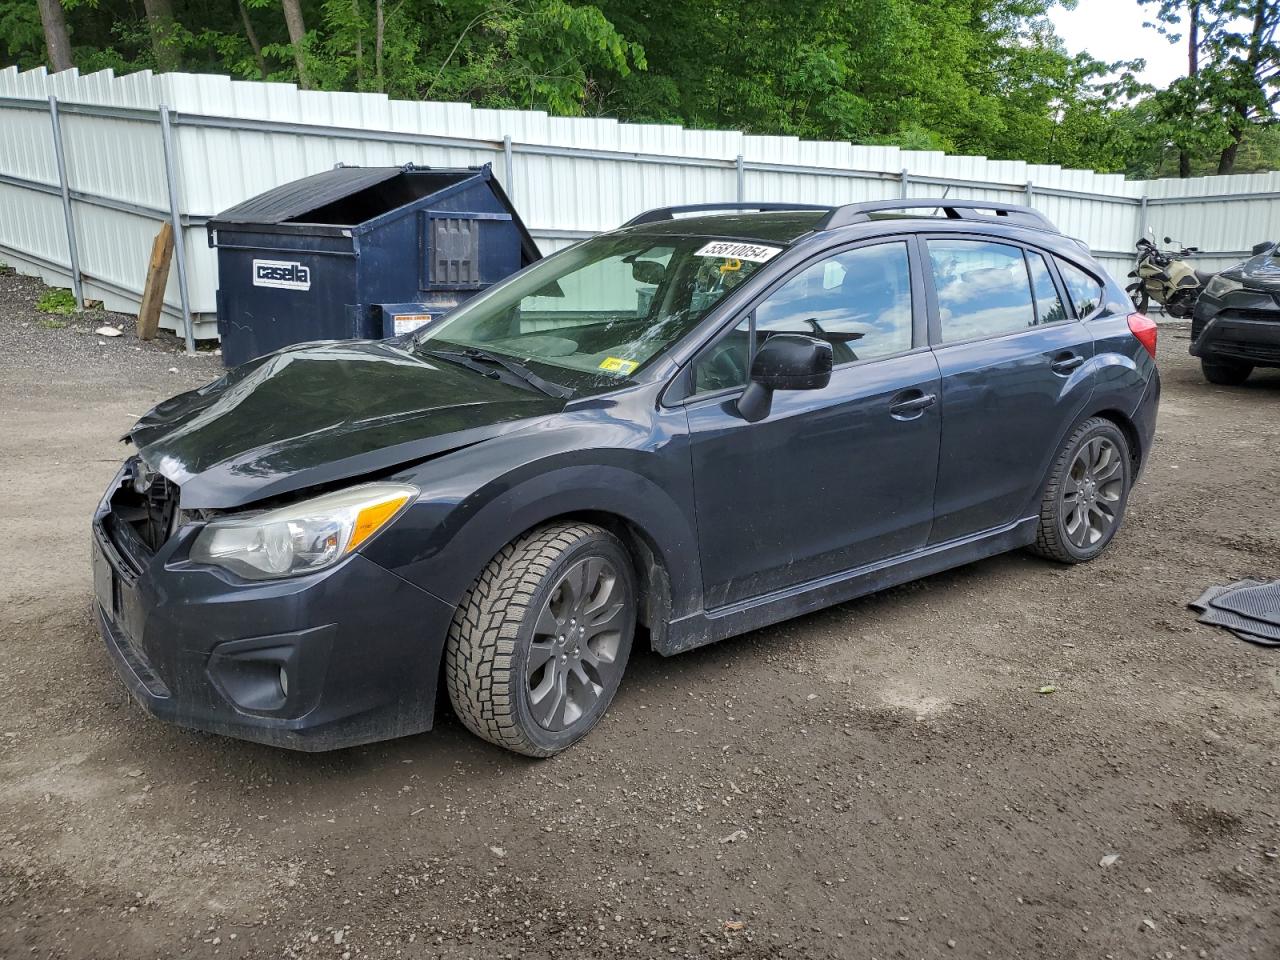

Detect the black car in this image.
[92,199,1160,757]
[1191,240,1280,384]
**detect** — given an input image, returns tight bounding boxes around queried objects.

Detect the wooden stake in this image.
[137,221,174,341]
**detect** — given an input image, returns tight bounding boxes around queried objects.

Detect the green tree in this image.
[1206,0,1279,172]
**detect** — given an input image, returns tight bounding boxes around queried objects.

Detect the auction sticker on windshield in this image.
[694,241,781,263]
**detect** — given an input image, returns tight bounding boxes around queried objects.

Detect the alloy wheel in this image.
[526,556,628,732]
[1063,436,1124,548]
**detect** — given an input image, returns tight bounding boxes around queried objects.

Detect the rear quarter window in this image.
[1057,259,1104,318]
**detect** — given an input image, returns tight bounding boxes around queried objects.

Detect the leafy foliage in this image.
[3,0,1278,176]
[36,287,77,314]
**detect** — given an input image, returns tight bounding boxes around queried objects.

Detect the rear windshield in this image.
[413,233,784,381]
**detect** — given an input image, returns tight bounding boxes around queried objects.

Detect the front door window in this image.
[692,241,914,394]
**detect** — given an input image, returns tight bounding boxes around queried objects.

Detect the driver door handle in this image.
[1050,352,1085,375]
[888,391,937,420]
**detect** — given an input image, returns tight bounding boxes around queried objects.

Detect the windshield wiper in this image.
[423,348,575,400]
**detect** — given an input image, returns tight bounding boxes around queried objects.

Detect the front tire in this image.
[1029,417,1132,564]
[445,523,636,757]
[1201,358,1253,385]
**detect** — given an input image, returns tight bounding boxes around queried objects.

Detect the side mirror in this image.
[631,260,666,285]
[1252,240,1275,256]
[737,334,832,423]
[1163,236,1173,244]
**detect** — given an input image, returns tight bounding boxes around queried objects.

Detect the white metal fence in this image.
[3,65,1279,345]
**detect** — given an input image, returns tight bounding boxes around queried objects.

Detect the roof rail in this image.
[623,202,832,227]
[816,199,1058,233]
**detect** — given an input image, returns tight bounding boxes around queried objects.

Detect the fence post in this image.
[159,104,195,355]
[900,168,910,199]
[1139,193,1149,235]
[47,95,84,309]
[735,155,745,201]
[1025,180,1034,205]
[502,134,514,201]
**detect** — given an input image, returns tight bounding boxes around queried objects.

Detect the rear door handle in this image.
[1050,352,1085,374]
[888,391,937,419]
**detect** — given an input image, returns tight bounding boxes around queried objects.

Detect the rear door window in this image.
[1057,259,1104,318]
[927,239,1037,343]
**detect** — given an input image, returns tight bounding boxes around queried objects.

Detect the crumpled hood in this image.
[1238,250,1280,286]
[129,340,564,509]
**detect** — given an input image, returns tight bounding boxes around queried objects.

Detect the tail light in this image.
[1127,313,1158,359]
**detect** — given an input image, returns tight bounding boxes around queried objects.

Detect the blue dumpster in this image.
[206,163,540,366]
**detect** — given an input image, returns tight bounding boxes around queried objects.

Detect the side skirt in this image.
[658,516,1040,656]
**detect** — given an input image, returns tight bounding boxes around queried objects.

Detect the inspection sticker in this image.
[694,240,781,263]
[599,356,639,375]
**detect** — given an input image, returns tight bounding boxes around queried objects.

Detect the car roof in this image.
[609,206,1105,278]
[620,211,827,244]
[617,208,1072,248]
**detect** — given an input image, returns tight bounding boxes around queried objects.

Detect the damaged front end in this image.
[90,338,568,750]
[122,339,564,510]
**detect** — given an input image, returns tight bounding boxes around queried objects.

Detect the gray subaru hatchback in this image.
[92,199,1160,756]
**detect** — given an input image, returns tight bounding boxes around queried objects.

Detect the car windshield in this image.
[413,232,781,383]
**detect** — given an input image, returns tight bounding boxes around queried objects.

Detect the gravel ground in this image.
[0,270,220,378]
[0,269,1277,960]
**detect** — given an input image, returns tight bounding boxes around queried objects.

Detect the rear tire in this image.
[445,523,636,757]
[1128,285,1150,314]
[1201,358,1253,385]
[1029,417,1132,564]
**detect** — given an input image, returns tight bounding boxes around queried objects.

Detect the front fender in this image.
[363,416,702,621]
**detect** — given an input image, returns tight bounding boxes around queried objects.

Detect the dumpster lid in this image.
[208,164,541,266]
[208,166,405,226]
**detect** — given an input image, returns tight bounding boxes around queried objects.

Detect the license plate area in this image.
[93,533,119,616]
[93,528,169,698]
[93,525,142,625]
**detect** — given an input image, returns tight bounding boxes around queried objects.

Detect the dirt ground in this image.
[0,268,1277,960]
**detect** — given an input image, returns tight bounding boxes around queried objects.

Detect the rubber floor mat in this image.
[1189,579,1280,648]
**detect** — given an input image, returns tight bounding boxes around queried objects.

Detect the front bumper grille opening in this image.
[107,462,181,560]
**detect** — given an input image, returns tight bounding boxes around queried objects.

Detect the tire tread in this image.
[444,522,610,758]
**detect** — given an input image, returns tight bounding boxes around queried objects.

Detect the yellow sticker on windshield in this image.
[599,356,639,375]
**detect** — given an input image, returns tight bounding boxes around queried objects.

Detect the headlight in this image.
[190,482,417,580]
[1203,273,1244,299]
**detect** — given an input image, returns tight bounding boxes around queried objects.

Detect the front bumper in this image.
[1190,289,1280,367]
[91,464,456,751]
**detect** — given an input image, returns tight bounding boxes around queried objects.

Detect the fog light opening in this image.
[278,665,289,699]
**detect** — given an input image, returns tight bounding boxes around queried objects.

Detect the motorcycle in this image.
[1126,233,1215,318]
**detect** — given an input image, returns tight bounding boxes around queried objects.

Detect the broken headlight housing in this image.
[189,482,418,580]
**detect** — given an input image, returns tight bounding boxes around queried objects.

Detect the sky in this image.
[1049,0,1187,88]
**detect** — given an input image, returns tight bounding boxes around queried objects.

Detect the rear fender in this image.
[1018,313,1155,516]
